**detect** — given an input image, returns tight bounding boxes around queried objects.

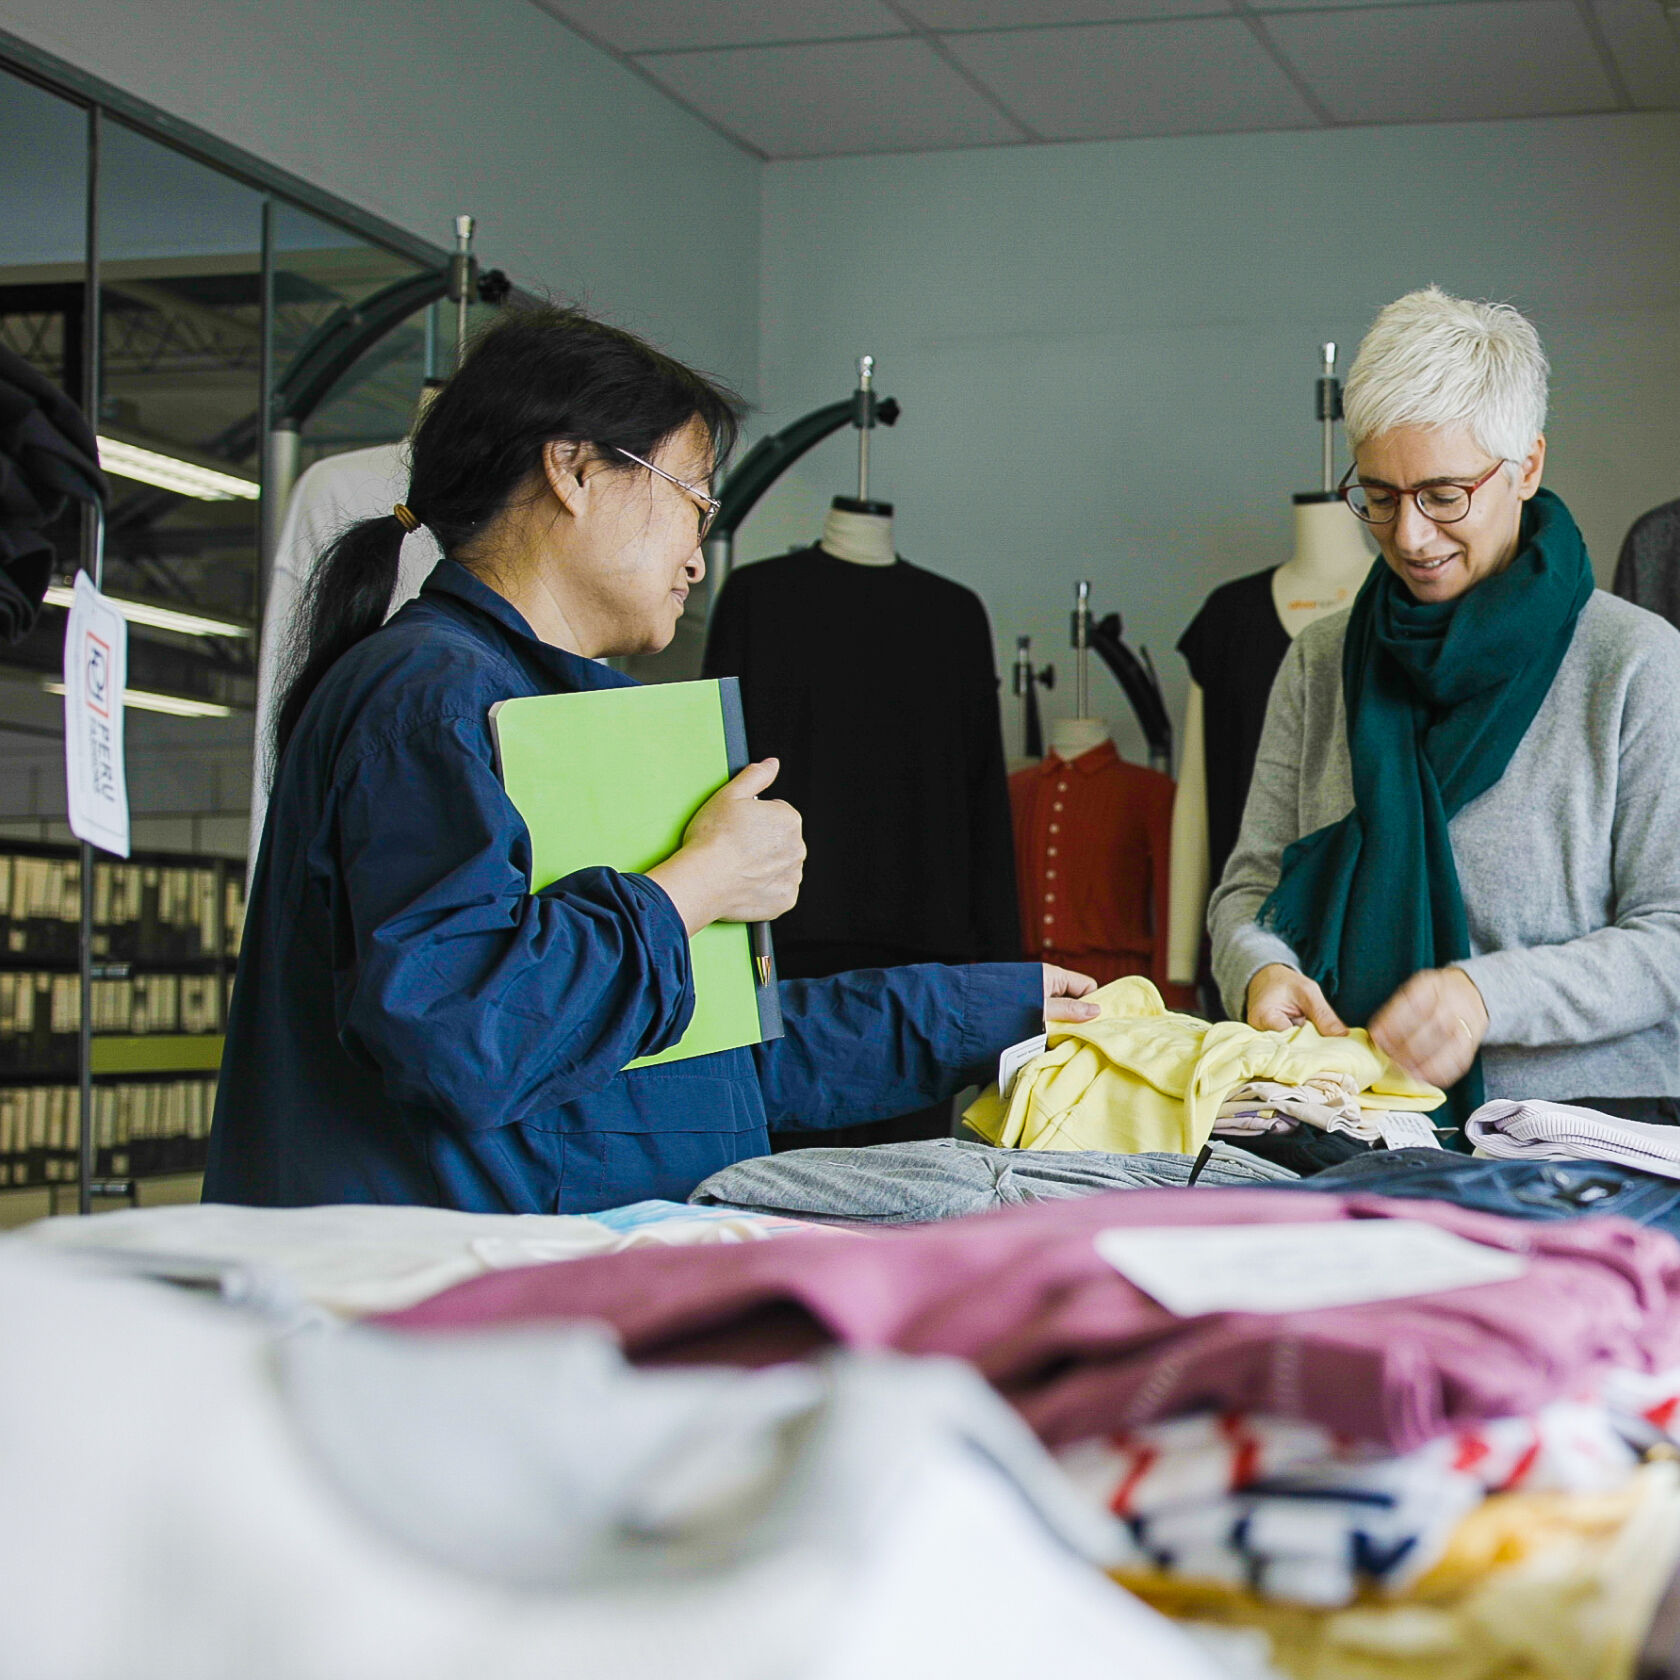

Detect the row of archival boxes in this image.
[0,1077,216,1187]
[1,853,245,964]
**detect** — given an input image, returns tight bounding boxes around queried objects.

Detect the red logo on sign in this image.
[85,631,111,719]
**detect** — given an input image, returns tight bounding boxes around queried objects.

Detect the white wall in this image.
[0,0,761,385]
[746,113,1680,763]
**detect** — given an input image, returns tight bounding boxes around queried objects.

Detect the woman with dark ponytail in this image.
[206,305,1096,1213]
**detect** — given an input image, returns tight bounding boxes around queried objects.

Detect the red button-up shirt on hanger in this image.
[1009,740,1180,995]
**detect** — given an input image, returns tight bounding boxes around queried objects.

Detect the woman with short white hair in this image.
[1209,286,1680,1135]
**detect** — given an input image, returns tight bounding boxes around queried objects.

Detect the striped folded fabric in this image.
[1467,1100,1680,1182]
[1058,1396,1656,1607]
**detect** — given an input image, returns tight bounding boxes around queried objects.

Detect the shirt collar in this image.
[420,558,634,690]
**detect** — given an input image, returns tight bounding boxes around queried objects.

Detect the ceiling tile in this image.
[637,37,1027,156]
[1588,0,1680,107]
[1263,0,1620,122]
[943,17,1321,138]
[902,0,1224,25]
[540,0,904,54]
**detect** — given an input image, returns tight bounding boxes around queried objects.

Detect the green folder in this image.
[489,677,783,1069]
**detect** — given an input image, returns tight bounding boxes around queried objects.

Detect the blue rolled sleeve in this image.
[756,961,1045,1130]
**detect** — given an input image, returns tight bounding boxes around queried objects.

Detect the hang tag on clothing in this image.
[998,1033,1048,1100]
[1093,1219,1528,1318]
[1376,1111,1446,1150]
[62,572,130,857]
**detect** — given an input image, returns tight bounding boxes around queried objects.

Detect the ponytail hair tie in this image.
[392,503,420,533]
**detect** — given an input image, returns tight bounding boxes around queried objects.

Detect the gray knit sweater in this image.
[1209,591,1680,1101]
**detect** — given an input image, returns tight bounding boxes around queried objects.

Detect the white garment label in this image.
[1377,1110,1446,1150]
[998,1033,1048,1099]
[1093,1219,1527,1317]
[62,573,130,857]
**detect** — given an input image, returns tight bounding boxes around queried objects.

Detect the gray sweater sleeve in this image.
[1457,619,1680,1050]
[1207,635,1311,1019]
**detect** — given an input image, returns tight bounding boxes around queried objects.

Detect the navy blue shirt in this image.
[207,562,1044,1213]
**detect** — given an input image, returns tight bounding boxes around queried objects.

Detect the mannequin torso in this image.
[1049,715,1110,759]
[1166,498,1372,986]
[820,505,896,566]
[1269,498,1370,634]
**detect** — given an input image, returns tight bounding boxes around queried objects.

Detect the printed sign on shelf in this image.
[63,571,130,857]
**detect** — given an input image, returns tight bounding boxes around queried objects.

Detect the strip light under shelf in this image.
[96,435,260,502]
[42,585,251,641]
[41,680,232,719]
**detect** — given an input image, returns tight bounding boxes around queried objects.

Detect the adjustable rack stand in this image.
[702,357,901,606]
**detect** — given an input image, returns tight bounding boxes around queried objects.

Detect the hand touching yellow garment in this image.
[964,976,1443,1156]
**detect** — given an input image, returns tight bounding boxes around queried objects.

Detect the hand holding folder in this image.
[490,678,785,1069]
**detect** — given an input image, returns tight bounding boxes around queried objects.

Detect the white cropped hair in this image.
[1343,287,1549,463]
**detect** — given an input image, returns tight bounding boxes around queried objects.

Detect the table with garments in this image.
[21,978,1680,1679]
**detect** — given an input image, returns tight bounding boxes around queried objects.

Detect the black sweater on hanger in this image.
[702,545,1021,968]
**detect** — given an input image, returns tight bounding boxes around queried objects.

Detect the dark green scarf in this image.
[1258,487,1593,1131]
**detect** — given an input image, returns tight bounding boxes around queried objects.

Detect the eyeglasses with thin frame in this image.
[1337,458,1506,526]
[615,446,722,541]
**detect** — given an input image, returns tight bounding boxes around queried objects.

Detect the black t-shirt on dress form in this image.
[703,546,1020,969]
[1176,567,1294,892]
[703,545,1021,1149]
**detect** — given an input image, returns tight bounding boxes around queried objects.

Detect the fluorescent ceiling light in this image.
[41,680,232,719]
[96,435,260,502]
[42,584,251,640]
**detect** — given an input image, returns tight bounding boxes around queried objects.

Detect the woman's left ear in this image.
[542,439,590,518]
[1515,435,1546,501]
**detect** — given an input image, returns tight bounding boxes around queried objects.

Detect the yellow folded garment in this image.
[964,976,1443,1156]
[1111,1464,1680,1680]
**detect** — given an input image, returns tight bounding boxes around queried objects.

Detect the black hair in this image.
[271,303,743,769]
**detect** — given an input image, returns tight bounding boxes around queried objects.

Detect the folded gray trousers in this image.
[688,1136,1298,1225]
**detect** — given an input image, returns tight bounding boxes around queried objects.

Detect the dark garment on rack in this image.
[703,547,1021,967]
[1283,1145,1680,1237]
[1176,568,1293,891]
[0,344,107,642]
[1218,1125,1375,1178]
[1613,498,1680,633]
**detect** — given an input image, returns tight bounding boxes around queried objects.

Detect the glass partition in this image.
[0,65,88,396]
[97,119,264,643]
[271,201,428,473]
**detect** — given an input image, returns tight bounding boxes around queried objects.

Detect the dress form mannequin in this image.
[1166,495,1371,985]
[820,500,896,566]
[1049,715,1110,759]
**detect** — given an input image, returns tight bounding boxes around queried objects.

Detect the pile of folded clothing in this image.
[379,1187,1680,1677]
[1214,1074,1384,1144]
[9,1197,831,1319]
[1269,1143,1680,1240]
[379,1188,1680,1450]
[689,1135,1298,1225]
[1063,1380,1680,1608]
[1467,1100,1680,1182]
[961,976,1444,1162]
[1122,1464,1680,1680]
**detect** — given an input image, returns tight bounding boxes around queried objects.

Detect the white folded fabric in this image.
[1215,1075,1382,1142]
[1465,1099,1680,1182]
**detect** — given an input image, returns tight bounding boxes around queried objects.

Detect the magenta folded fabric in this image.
[377,1190,1680,1453]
